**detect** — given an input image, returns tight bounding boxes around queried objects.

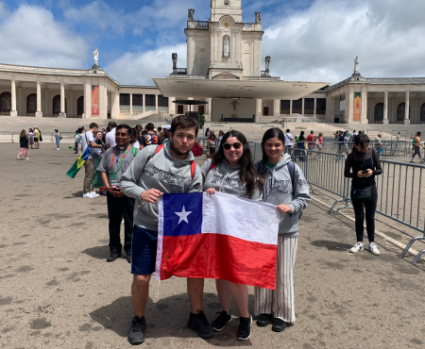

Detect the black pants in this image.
[351,186,378,242]
[106,193,135,254]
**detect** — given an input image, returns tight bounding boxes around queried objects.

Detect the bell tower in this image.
[211,0,242,22]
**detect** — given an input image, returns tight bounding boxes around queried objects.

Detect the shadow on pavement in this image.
[82,245,109,259]
[310,239,353,251]
[90,293,255,346]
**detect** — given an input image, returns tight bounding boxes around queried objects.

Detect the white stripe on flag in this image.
[155,197,164,281]
[201,192,280,245]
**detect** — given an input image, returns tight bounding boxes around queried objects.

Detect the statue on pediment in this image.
[93,47,99,66]
[188,9,195,21]
[172,53,178,69]
[255,12,261,23]
[354,56,359,75]
[223,36,230,58]
[265,56,271,71]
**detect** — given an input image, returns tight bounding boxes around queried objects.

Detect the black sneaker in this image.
[211,311,232,331]
[126,254,132,264]
[256,313,272,327]
[187,311,214,339]
[272,318,286,332]
[236,315,252,341]
[128,316,146,345]
[107,251,122,262]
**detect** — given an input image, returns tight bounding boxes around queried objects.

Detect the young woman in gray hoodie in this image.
[254,128,311,332]
[200,130,262,341]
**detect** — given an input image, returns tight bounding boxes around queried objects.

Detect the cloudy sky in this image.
[0,0,424,86]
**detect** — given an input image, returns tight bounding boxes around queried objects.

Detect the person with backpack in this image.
[120,115,212,345]
[254,128,310,333]
[200,130,262,341]
[97,124,139,263]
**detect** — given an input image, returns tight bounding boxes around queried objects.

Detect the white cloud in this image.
[0,4,89,68]
[104,44,187,86]
[262,0,425,84]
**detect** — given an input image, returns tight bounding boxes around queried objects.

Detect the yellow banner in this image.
[353,92,361,121]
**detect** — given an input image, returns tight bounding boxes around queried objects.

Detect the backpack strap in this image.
[287,161,296,193]
[191,161,196,179]
[209,162,218,171]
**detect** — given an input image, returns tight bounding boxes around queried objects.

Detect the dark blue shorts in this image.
[131,226,158,275]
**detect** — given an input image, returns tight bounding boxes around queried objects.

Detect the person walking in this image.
[74,128,83,155]
[410,132,424,164]
[97,124,139,263]
[54,129,61,150]
[296,131,306,161]
[81,123,103,198]
[17,129,30,160]
[207,133,217,158]
[284,129,293,149]
[120,115,213,345]
[317,132,324,160]
[344,134,382,256]
[217,130,225,148]
[254,128,310,333]
[33,127,40,149]
[201,130,262,341]
[306,130,315,159]
[375,134,383,159]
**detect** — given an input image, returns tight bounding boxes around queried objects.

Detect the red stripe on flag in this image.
[160,233,277,289]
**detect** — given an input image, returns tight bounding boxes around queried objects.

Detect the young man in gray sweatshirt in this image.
[120,115,213,345]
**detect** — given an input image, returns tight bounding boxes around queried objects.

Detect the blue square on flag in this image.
[162,193,203,237]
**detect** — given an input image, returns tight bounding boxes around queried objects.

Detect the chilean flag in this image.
[155,192,280,289]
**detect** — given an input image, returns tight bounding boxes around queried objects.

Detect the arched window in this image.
[27,94,37,114]
[53,95,67,115]
[374,103,383,122]
[397,102,410,121]
[420,103,425,122]
[77,96,84,116]
[0,92,11,112]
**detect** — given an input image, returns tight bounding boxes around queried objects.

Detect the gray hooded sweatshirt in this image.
[120,143,203,231]
[256,153,311,236]
[201,158,262,201]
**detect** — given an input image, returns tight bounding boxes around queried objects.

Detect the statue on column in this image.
[255,12,261,23]
[172,53,178,69]
[223,36,230,58]
[188,9,194,21]
[354,56,359,75]
[93,47,99,68]
[265,56,271,72]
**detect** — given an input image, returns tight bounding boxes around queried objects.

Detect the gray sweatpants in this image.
[83,159,95,194]
[254,234,298,323]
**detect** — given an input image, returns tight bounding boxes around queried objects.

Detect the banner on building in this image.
[353,92,361,121]
[92,85,99,115]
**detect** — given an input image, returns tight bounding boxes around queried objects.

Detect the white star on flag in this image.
[174,206,193,225]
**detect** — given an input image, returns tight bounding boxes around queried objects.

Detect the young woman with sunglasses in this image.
[200,130,262,341]
[254,128,310,333]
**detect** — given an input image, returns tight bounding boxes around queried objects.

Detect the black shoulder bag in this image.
[351,150,374,201]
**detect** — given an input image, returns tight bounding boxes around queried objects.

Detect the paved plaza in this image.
[0,143,424,349]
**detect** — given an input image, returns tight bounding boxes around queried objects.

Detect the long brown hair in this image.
[19,129,27,139]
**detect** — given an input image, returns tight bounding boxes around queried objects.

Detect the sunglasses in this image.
[223,142,242,150]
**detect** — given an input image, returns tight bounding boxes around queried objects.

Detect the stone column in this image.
[273,99,280,117]
[35,82,43,117]
[361,86,368,124]
[155,94,159,112]
[98,83,107,119]
[383,91,389,124]
[347,87,354,123]
[256,99,262,117]
[17,87,23,116]
[130,93,133,116]
[207,98,212,115]
[83,83,92,119]
[143,94,146,113]
[10,80,17,116]
[59,83,66,118]
[313,98,317,118]
[289,100,293,116]
[405,91,410,124]
[111,88,119,119]
[301,98,305,116]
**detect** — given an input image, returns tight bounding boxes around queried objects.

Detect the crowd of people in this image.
[16,126,44,160]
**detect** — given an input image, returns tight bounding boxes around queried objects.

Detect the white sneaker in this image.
[91,192,99,197]
[83,192,95,199]
[349,242,364,253]
[57,148,60,150]
[25,157,30,160]
[17,155,20,160]
[369,243,381,255]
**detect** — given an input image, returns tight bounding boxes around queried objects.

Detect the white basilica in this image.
[0,0,425,125]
